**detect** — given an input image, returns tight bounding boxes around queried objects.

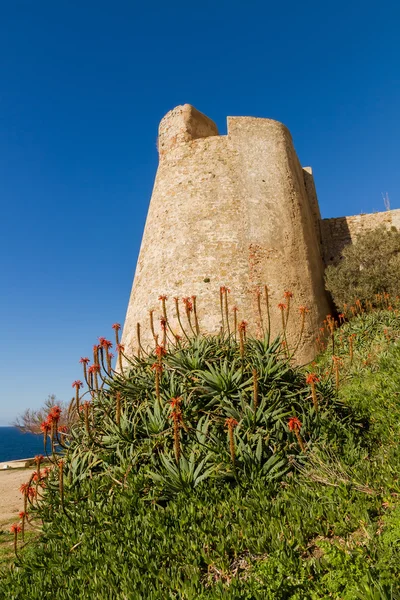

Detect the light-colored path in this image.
[0,469,34,524]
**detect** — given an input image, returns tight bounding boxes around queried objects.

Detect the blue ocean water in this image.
[0,427,44,462]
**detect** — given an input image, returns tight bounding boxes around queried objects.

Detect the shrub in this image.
[13,394,70,434]
[324,226,400,310]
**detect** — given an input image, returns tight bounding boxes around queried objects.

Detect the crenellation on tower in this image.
[157,104,219,158]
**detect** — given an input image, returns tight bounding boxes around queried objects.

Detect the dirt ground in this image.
[0,469,34,525]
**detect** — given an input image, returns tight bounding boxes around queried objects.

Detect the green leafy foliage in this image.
[325,225,400,310]
[2,311,400,598]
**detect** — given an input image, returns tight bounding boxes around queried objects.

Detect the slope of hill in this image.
[1,307,400,599]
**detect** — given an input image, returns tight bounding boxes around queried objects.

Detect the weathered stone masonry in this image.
[321,210,400,266]
[122,104,400,364]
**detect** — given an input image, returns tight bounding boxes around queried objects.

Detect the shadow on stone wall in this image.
[321,217,352,266]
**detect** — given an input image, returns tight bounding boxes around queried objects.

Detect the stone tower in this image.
[121,104,332,364]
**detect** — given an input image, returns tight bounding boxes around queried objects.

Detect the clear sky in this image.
[1,0,399,425]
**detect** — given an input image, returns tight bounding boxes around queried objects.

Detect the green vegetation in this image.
[1,308,400,599]
[325,226,400,310]
[0,526,36,570]
[0,524,16,569]
[13,393,69,434]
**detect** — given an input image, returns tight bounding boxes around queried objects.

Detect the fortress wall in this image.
[226,117,331,359]
[122,105,331,364]
[321,208,400,265]
[303,167,323,249]
[158,104,219,158]
[122,119,248,356]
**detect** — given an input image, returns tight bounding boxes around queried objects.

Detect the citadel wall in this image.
[321,209,400,266]
[122,105,331,364]
[121,104,399,366]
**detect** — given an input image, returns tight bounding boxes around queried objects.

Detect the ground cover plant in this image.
[1,291,400,599]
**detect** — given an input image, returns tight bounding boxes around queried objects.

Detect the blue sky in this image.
[1,0,399,425]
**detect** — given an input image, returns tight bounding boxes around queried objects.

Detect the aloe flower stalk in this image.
[169,397,182,463]
[264,285,271,342]
[58,425,68,447]
[284,291,293,327]
[174,297,190,341]
[116,391,121,426]
[221,287,231,337]
[278,303,287,332]
[327,315,335,355]
[332,356,342,391]
[219,287,225,335]
[35,454,44,491]
[299,304,309,340]
[22,484,36,508]
[106,350,113,373]
[99,338,113,372]
[290,306,310,357]
[19,483,32,535]
[20,484,29,517]
[136,322,142,359]
[50,419,56,454]
[159,295,168,346]
[256,289,264,338]
[155,344,167,366]
[288,417,306,453]
[225,417,239,467]
[152,362,163,402]
[79,357,90,383]
[232,306,238,341]
[18,511,26,542]
[192,295,200,335]
[159,316,167,349]
[116,344,125,374]
[46,406,61,456]
[93,344,100,366]
[182,297,196,336]
[306,373,319,413]
[278,303,289,356]
[112,323,121,347]
[10,524,21,558]
[88,364,100,391]
[33,475,40,500]
[72,380,83,412]
[173,332,182,346]
[58,460,64,507]
[40,419,50,454]
[238,320,248,359]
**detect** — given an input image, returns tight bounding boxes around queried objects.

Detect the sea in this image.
[0,427,44,463]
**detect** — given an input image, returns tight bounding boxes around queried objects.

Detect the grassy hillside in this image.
[1,308,400,599]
